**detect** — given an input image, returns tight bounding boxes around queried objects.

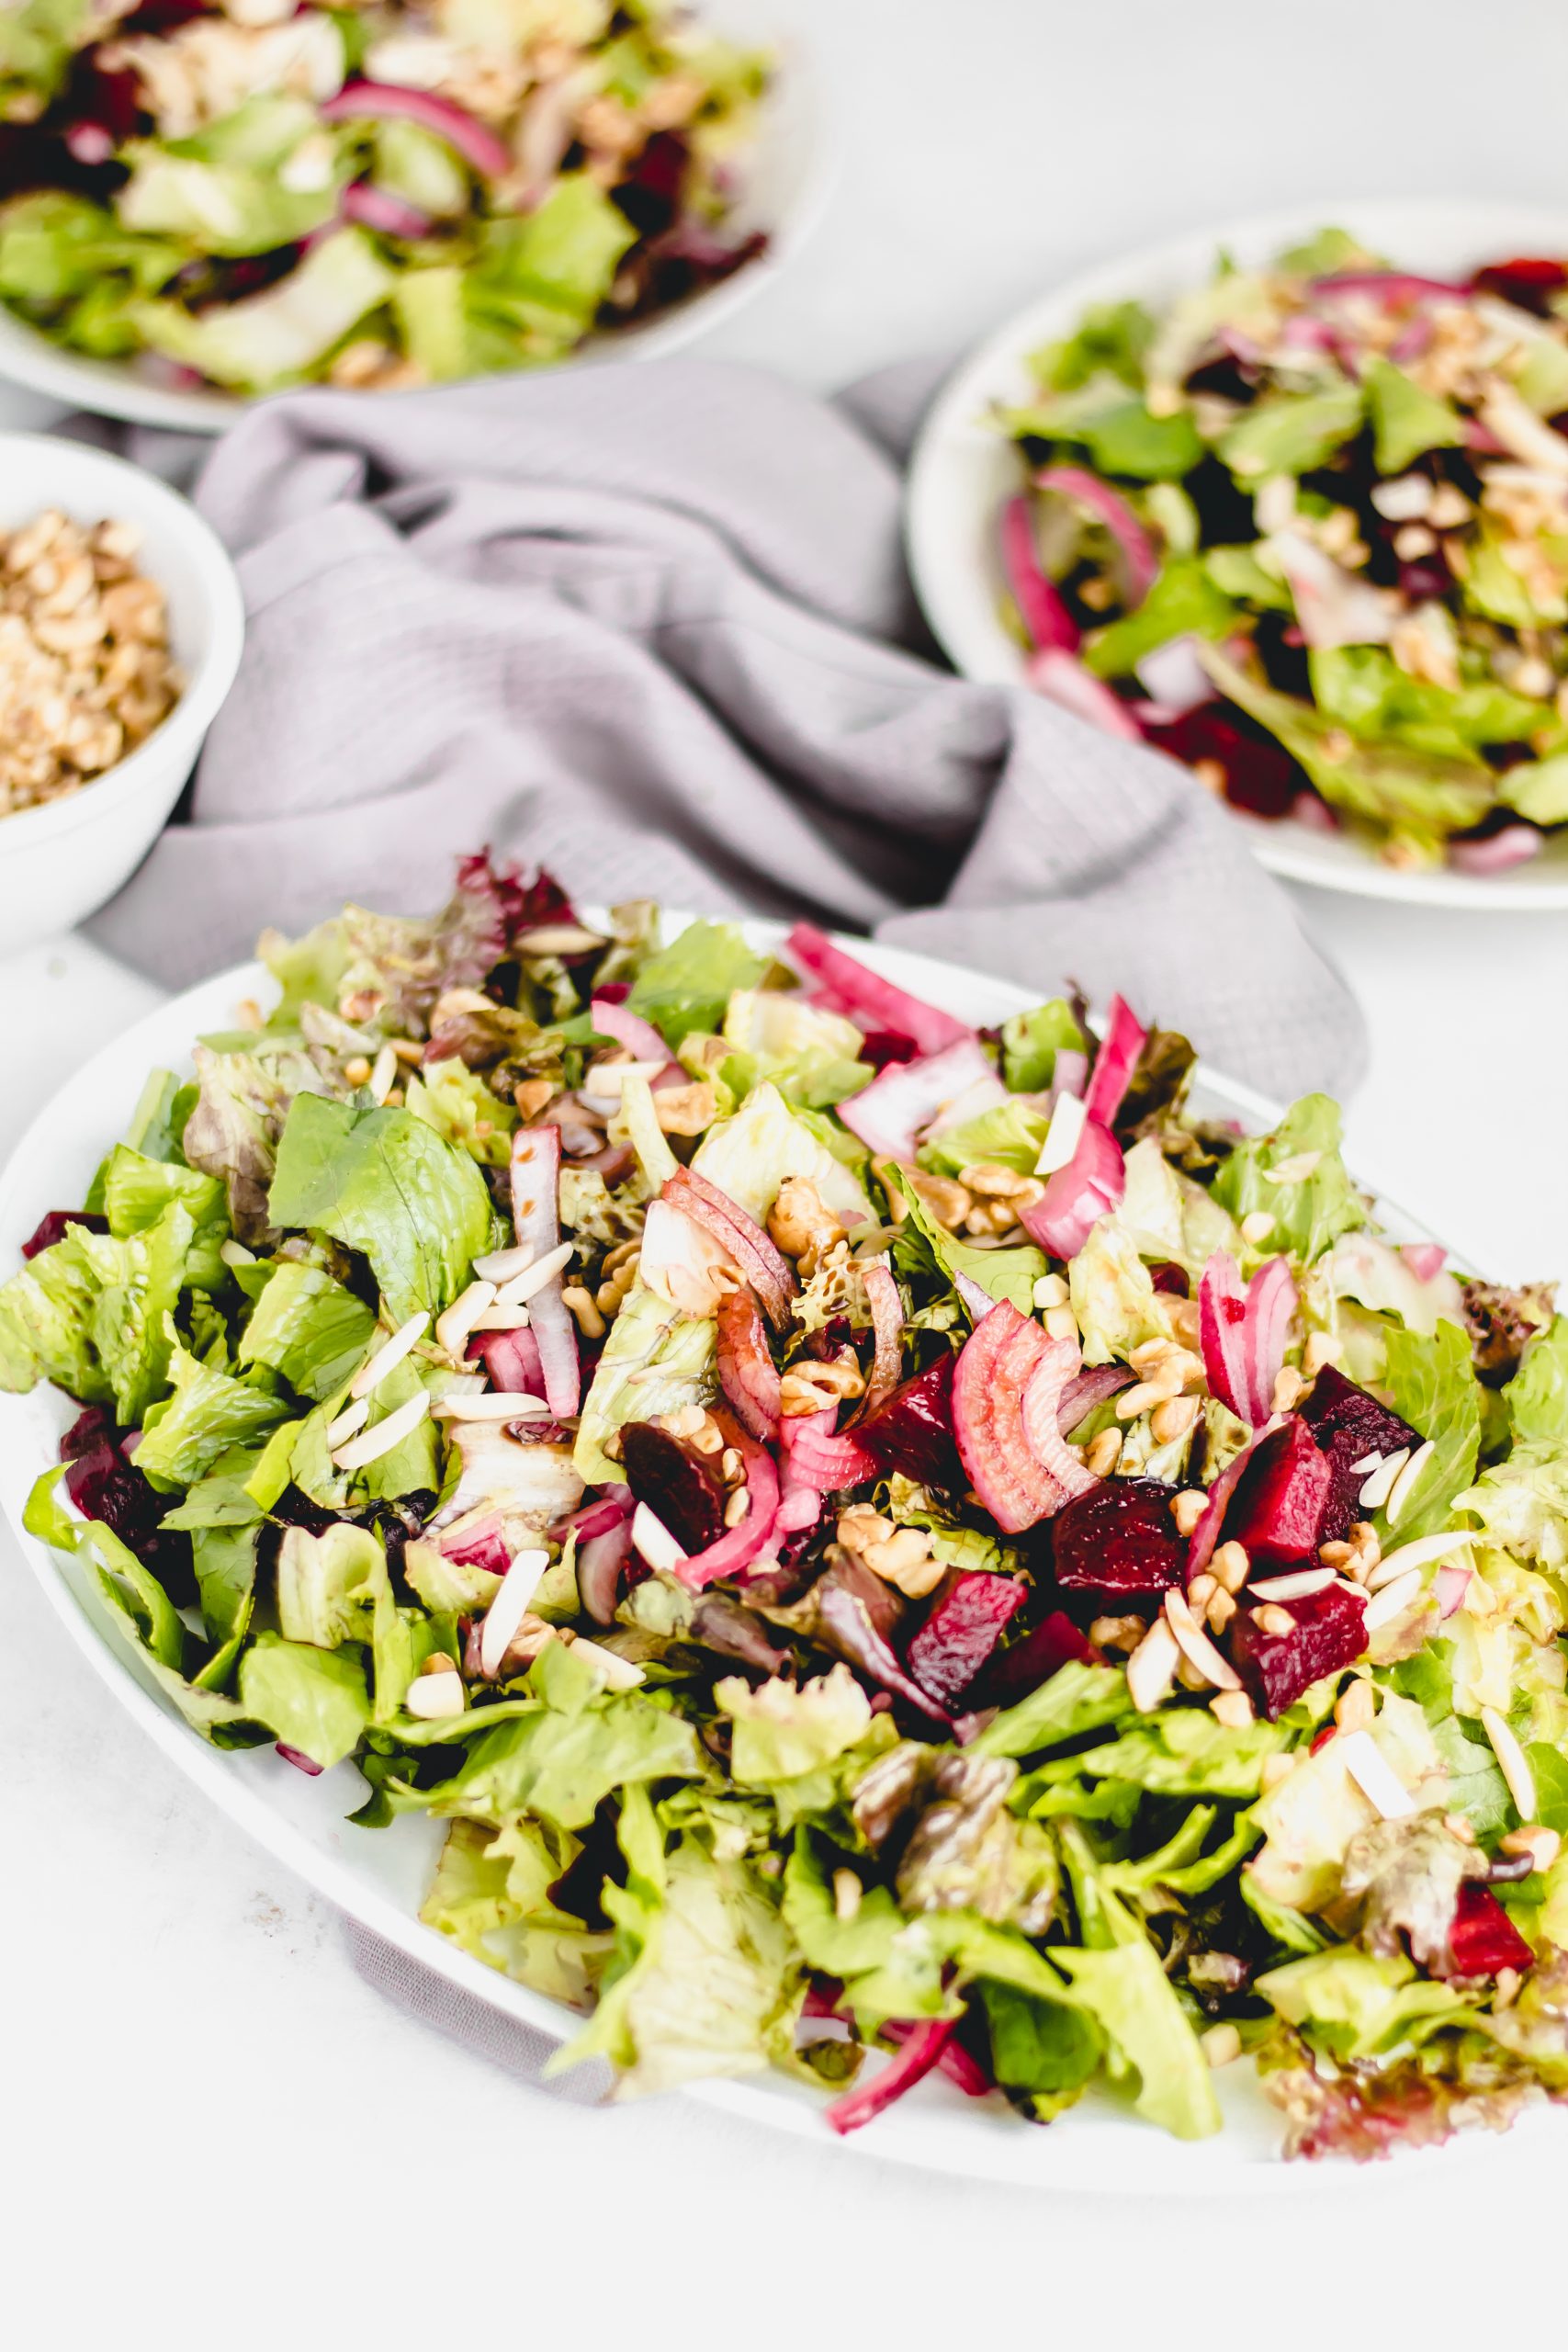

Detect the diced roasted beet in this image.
[21,1207,107,1260]
[620,1423,726,1554]
[1051,1477,1184,1595]
[1233,1580,1367,1719]
[859,1031,920,1069]
[1141,700,1302,820]
[1148,1261,1190,1296]
[906,1572,1027,1708]
[610,129,688,237]
[1298,1365,1422,1544]
[984,1609,1097,1702]
[59,1405,196,1605]
[1469,254,1568,315]
[1446,1883,1536,1979]
[1224,1417,1332,1566]
[856,1354,960,1490]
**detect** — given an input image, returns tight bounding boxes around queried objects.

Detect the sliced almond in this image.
[432,1392,552,1420]
[1126,1615,1181,1713]
[1361,1567,1425,1632]
[1382,1438,1434,1528]
[1247,1566,1337,1602]
[1337,1729,1416,1821]
[1367,1529,1477,1588]
[478,1546,551,1679]
[570,1635,646,1691]
[324,1396,369,1449]
[349,1309,431,1400]
[1034,1090,1087,1177]
[1358,1446,1410,1513]
[1262,1149,1322,1185]
[368,1043,399,1104]
[493,1241,574,1308]
[513,923,609,956]
[404,1665,466,1720]
[474,1241,536,1283]
[1481,1705,1537,1824]
[1348,1450,1385,1476]
[469,1305,534,1331]
[1163,1588,1242,1690]
[631,1500,688,1575]
[434,1278,497,1357]
[331,1389,430,1470]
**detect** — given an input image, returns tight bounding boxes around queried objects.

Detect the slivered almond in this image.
[324,1396,369,1449]
[432,1393,553,1420]
[1367,1529,1477,1587]
[1348,1450,1385,1476]
[513,923,608,956]
[493,1241,574,1307]
[1338,1730,1416,1820]
[1035,1090,1088,1177]
[434,1279,497,1357]
[478,1547,551,1678]
[350,1310,430,1399]
[570,1636,645,1691]
[404,1664,466,1720]
[1262,1150,1322,1185]
[368,1043,399,1103]
[631,1500,688,1575]
[1382,1438,1434,1528]
[1126,1615,1181,1712]
[1247,1566,1337,1602]
[1361,1567,1425,1631]
[1481,1706,1537,1823]
[1358,1447,1410,1512]
[474,1241,536,1283]
[469,1305,533,1331]
[1163,1588,1242,1690]
[331,1390,430,1470]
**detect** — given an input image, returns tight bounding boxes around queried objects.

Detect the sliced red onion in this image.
[592,997,676,1066]
[1310,269,1466,303]
[1388,313,1435,364]
[776,1480,822,1534]
[577,1513,635,1624]
[1465,418,1510,456]
[881,2016,993,2096]
[510,1125,580,1418]
[780,1407,878,1494]
[1021,1340,1099,1503]
[1058,1363,1134,1436]
[342,182,433,240]
[671,1425,779,1588]
[561,1486,633,1544]
[1133,633,1213,713]
[716,1283,781,1441]
[1020,1115,1124,1259]
[999,494,1081,652]
[784,924,971,1057]
[1034,465,1158,605]
[1448,824,1542,875]
[837,1036,998,1163]
[1436,1563,1472,1619]
[1199,1250,1297,1427]
[1026,649,1144,741]
[276,1742,324,1776]
[1187,1425,1274,1579]
[321,81,512,179]
[1051,1047,1089,1101]
[953,1301,1067,1532]
[825,2020,958,2134]
[1400,1242,1449,1283]
[470,1324,545,1396]
[859,1260,905,1419]
[1082,993,1149,1128]
[663,1166,796,1329]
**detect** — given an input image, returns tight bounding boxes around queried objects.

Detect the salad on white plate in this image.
[6,852,1568,2160]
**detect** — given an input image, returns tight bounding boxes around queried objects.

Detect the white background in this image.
[6,2,1568,2342]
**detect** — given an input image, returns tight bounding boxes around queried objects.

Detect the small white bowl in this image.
[0,432,244,949]
[0,1,831,435]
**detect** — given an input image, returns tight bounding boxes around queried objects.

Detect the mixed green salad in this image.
[996,227,1568,874]
[0,1,768,394]
[8,852,1568,2157]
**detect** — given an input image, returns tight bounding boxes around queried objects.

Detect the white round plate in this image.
[907,197,1568,910]
[0,0,831,433]
[0,921,1550,2190]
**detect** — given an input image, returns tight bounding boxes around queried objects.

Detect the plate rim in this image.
[0,919,1533,2191]
[904,192,1568,911]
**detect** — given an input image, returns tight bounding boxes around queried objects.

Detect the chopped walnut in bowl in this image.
[0,507,183,818]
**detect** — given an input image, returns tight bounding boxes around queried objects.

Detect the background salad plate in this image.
[1,916,1551,2193]
[906,198,1568,910]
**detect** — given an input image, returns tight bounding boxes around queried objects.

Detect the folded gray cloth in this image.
[89,355,1364,1102]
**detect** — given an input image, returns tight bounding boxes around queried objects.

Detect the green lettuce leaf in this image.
[974,1660,1136,1759]
[133,1341,290,1490]
[181,1039,330,1245]
[1049,1938,1220,2138]
[237,1631,369,1769]
[1362,356,1466,473]
[403,1057,517,1168]
[999,999,1085,1093]
[235,1260,376,1402]
[919,1092,1049,1181]
[1210,1091,1367,1264]
[889,1169,1046,1315]
[1256,1946,1468,2061]
[1504,1316,1568,1448]
[1217,383,1364,477]
[118,96,349,257]
[716,1664,874,1785]
[1082,557,1235,680]
[573,1280,716,1487]
[267,1092,496,1321]
[133,228,394,393]
[979,1979,1104,2119]
[0,1204,193,1421]
[421,1815,610,2008]
[102,1145,228,1291]
[1379,1319,1482,1543]
[624,920,769,1048]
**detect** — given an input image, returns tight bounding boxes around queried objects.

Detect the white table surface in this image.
[7,1,1568,2339]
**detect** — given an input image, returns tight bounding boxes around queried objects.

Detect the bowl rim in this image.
[0,19,835,435]
[0,430,245,851]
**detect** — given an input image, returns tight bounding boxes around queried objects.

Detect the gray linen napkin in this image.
[89,355,1363,1102]
[82,352,1365,2088]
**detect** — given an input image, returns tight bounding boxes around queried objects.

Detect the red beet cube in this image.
[1298,1365,1421,1544]
[1225,1417,1333,1566]
[857,1355,960,1490]
[1051,1478,1184,1595]
[1447,1883,1535,1979]
[986,1610,1097,1702]
[1233,1580,1368,1718]
[620,1422,726,1553]
[907,1571,1027,1708]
